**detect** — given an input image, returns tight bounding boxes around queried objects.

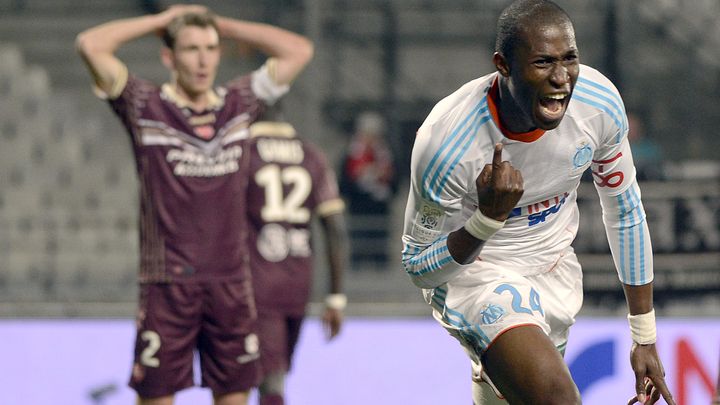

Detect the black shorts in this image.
[129,280,261,398]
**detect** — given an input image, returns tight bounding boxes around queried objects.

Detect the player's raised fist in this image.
[476,143,524,221]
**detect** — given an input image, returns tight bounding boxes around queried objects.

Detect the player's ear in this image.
[493,52,510,77]
[160,46,174,71]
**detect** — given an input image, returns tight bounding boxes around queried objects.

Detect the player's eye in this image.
[533,59,552,68]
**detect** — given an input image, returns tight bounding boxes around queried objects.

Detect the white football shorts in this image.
[427,247,584,363]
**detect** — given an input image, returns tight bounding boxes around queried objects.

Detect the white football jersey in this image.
[402,65,653,288]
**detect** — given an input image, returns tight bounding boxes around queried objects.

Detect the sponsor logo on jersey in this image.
[480,303,506,325]
[257,223,311,262]
[166,145,242,177]
[508,192,569,226]
[528,193,568,226]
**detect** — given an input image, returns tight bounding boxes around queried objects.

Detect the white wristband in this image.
[464,210,505,241]
[627,309,657,345]
[325,294,347,311]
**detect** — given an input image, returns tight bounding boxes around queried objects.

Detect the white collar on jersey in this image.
[249,121,297,138]
[161,83,224,110]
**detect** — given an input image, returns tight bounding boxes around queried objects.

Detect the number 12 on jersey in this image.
[254,164,312,223]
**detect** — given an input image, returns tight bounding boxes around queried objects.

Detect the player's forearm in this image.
[447,227,488,264]
[622,282,654,315]
[76,14,168,57]
[623,282,658,346]
[321,213,348,295]
[215,17,313,84]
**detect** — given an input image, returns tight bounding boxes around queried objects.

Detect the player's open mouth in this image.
[538,93,568,120]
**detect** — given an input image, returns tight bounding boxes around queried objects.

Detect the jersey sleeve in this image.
[401,123,471,289]
[588,77,654,286]
[250,58,290,105]
[102,73,154,145]
[92,62,129,101]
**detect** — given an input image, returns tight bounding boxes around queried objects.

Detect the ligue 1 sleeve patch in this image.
[412,202,445,243]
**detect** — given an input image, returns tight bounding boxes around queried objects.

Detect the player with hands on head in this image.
[401,1,675,404]
[76,4,313,405]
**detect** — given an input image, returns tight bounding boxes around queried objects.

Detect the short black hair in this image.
[495,0,572,61]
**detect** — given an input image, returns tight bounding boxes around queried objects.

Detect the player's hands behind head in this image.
[157,4,211,30]
[162,4,209,19]
[476,143,524,221]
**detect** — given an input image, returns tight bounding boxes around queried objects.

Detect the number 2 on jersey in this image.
[255,164,311,223]
[493,284,544,316]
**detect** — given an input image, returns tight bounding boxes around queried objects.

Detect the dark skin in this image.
[624,284,675,405]
[319,212,349,340]
[447,14,675,405]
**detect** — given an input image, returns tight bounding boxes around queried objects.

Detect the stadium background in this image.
[0,0,717,403]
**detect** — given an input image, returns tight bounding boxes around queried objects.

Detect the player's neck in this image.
[172,83,212,112]
[496,79,536,134]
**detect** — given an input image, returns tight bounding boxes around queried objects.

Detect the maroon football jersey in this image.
[244,122,345,312]
[107,75,265,283]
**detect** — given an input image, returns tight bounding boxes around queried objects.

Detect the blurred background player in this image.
[244,104,349,405]
[75,4,313,404]
[339,111,398,271]
[626,110,665,181]
[401,1,675,404]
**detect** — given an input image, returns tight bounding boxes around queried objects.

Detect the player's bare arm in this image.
[75,5,207,94]
[214,16,314,85]
[447,143,524,264]
[624,283,676,405]
[319,212,348,340]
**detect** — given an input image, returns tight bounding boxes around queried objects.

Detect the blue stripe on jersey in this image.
[616,192,629,282]
[403,238,446,267]
[577,77,625,111]
[618,189,647,284]
[625,189,637,284]
[403,236,453,276]
[432,287,491,349]
[629,186,647,283]
[572,93,625,144]
[574,83,625,128]
[434,114,492,198]
[576,77,628,143]
[421,98,489,203]
[400,244,422,265]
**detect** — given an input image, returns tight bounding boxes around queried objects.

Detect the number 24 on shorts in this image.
[494,284,544,316]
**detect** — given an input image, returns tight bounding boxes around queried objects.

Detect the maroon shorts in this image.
[256,308,305,375]
[129,280,261,398]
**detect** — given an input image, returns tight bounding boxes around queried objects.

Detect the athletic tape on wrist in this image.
[627,308,657,345]
[464,210,505,241]
[325,294,347,311]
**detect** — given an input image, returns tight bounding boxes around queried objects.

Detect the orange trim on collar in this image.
[487,78,546,143]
